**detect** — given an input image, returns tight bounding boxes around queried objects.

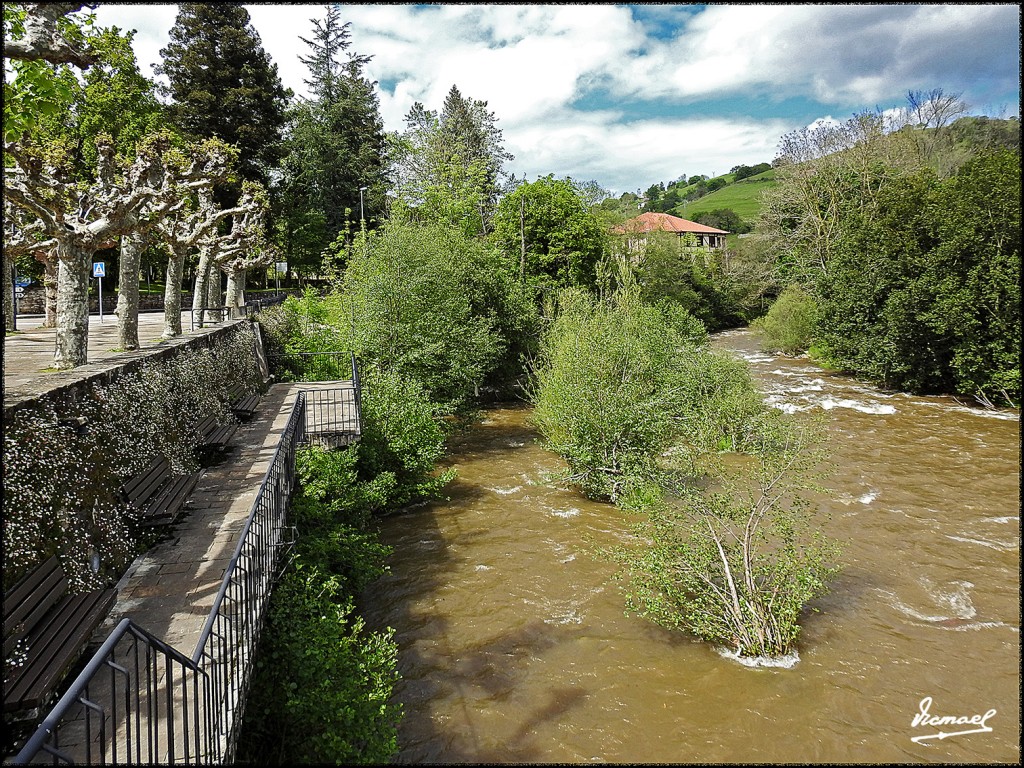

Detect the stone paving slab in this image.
[2,311,240,407]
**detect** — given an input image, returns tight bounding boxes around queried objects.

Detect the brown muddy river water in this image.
[361,328,1020,763]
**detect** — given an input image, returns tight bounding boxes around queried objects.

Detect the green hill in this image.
[677,169,777,223]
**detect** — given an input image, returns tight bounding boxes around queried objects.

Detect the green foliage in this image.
[3,4,95,142]
[814,150,1020,402]
[388,86,512,233]
[533,269,840,660]
[530,274,780,502]
[278,7,386,274]
[341,221,531,412]
[491,174,609,291]
[34,26,164,174]
[629,231,749,331]
[615,424,840,659]
[751,284,818,355]
[157,3,290,185]
[356,368,457,512]
[690,207,751,234]
[242,566,399,765]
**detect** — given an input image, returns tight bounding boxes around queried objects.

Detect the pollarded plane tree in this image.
[3,199,57,329]
[3,132,178,368]
[216,188,278,316]
[2,2,96,68]
[191,181,267,326]
[150,139,253,338]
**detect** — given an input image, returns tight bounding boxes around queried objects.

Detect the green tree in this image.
[491,174,608,291]
[529,270,781,502]
[278,6,386,277]
[751,283,818,355]
[388,85,512,234]
[338,222,523,413]
[156,3,290,186]
[3,2,97,142]
[616,424,840,660]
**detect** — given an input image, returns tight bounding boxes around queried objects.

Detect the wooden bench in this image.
[3,556,115,714]
[228,382,260,422]
[198,414,237,452]
[120,456,201,527]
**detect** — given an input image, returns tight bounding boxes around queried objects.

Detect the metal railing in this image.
[267,350,355,385]
[190,294,288,331]
[269,352,363,448]
[12,389,314,765]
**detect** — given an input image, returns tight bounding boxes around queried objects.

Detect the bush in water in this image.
[751,283,817,356]
[532,271,840,660]
[614,422,841,660]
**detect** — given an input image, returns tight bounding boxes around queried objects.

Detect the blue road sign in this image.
[93,262,106,277]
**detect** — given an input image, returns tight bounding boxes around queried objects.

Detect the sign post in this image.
[93,262,106,321]
[275,261,287,295]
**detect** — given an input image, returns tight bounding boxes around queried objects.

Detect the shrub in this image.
[751,284,817,355]
[614,421,841,660]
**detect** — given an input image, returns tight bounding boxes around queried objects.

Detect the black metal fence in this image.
[12,390,313,765]
[190,294,288,331]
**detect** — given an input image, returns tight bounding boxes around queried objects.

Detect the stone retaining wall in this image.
[2,319,261,420]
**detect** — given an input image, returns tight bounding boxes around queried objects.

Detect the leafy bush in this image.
[530,278,779,502]
[751,284,817,355]
[615,424,840,659]
[240,562,400,765]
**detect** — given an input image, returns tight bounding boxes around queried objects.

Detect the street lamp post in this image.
[359,186,367,225]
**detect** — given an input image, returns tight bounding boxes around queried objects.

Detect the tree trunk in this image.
[162,245,185,338]
[54,240,91,369]
[115,230,145,350]
[192,244,214,328]
[206,267,221,319]
[3,251,13,331]
[37,253,58,328]
[225,267,245,318]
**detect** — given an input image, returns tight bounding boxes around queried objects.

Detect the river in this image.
[360,328,1020,763]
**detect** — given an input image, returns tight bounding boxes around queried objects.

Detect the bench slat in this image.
[121,457,171,505]
[4,559,66,651]
[3,588,115,712]
[142,472,202,525]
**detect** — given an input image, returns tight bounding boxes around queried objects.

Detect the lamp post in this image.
[359,186,367,225]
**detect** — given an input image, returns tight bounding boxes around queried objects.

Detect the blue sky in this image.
[92,3,1021,195]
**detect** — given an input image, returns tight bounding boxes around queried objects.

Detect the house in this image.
[613,212,729,250]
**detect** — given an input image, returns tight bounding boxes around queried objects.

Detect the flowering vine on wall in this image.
[3,323,262,592]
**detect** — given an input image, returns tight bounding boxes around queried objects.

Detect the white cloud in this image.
[87,3,1020,195]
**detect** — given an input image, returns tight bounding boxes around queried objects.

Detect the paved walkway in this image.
[3,311,229,406]
[4,309,359,761]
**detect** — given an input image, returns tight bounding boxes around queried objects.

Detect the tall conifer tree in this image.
[156,3,289,186]
[279,6,386,275]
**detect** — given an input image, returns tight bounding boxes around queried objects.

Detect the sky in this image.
[89,2,1021,196]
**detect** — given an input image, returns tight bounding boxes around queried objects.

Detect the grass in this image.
[677,169,777,223]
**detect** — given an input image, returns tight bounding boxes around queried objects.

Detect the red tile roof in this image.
[613,212,729,235]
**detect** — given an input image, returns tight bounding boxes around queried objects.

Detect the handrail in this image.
[13,618,212,764]
[11,391,312,765]
[190,294,287,330]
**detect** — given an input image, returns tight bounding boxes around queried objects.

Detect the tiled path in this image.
[4,311,359,762]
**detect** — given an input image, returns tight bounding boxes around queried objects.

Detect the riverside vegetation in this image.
[5,7,1019,761]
